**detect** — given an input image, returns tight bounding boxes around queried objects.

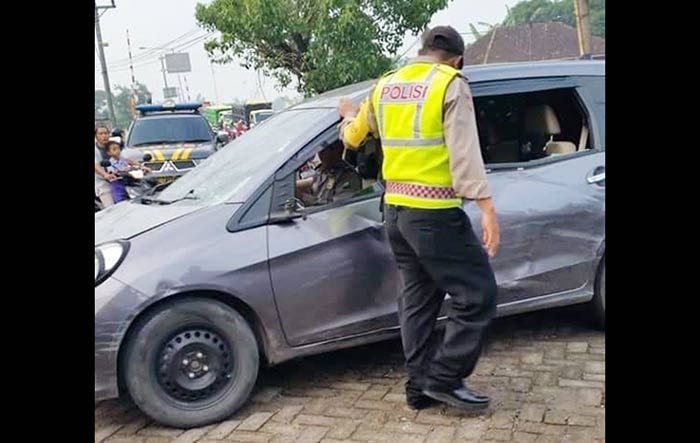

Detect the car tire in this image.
[591,258,605,329]
[123,298,259,428]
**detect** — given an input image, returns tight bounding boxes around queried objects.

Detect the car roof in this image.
[293,60,604,110]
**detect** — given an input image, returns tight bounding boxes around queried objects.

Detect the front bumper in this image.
[95,276,148,401]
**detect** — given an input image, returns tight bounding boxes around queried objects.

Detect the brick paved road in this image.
[96,305,605,443]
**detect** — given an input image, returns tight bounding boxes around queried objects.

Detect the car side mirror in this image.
[268,198,306,224]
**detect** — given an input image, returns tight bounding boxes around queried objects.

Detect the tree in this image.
[195,0,451,95]
[113,83,152,129]
[503,0,605,38]
[95,90,110,120]
[95,83,152,128]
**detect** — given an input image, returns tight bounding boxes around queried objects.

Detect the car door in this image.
[462,153,605,308]
[459,77,605,308]
[267,131,400,347]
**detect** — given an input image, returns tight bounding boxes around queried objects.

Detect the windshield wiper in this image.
[141,189,198,205]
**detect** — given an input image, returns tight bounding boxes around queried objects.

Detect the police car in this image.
[125,102,228,185]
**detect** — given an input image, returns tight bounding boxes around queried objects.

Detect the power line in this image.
[96,32,215,74]
[397,35,422,59]
[169,31,214,52]
[107,31,213,70]
[105,28,204,68]
[97,32,213,72]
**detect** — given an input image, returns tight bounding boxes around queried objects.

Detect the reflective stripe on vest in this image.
[372,62,462,209]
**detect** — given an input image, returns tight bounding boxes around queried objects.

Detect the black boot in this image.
[422,384,490,412]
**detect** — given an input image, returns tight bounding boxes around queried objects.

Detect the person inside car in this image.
[296,142,363,206]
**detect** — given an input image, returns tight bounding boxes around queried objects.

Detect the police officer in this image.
[338,26,499,412]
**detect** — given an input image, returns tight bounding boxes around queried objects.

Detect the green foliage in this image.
[195,0,451,95]
[95,82,152,129]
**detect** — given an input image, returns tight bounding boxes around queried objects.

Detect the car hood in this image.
[95,201,202,245]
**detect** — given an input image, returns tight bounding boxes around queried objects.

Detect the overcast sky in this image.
[95,0,519,103]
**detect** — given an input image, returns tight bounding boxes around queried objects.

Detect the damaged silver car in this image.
[95,60,605,428]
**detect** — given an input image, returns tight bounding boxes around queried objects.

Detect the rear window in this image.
[128,115,212,147]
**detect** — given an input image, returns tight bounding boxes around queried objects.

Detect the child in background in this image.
[104,140,132,203]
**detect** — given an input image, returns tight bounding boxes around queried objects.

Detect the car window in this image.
[128,115,212,146]
[293,138,381,211]
[475,87,593,166]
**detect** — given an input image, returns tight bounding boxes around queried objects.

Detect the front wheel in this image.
[123,298,259,428]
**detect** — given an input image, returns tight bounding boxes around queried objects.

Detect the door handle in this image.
[587,172,605,184]
[587,165,605,185]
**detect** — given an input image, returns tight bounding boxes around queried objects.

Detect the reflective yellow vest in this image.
[372,62,462,209]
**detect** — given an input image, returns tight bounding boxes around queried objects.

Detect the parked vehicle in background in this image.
[201,105,231,129]
[125,102,227,187]
[96,60,605,428]
[218,111,235,128]
[230,104,248,124]
[232,101,272,128]
[248,109,275,128]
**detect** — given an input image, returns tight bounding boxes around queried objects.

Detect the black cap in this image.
[422,26,465,57]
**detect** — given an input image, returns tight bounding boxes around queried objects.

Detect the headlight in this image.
[95,241,129,286]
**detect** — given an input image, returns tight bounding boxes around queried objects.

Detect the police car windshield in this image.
[129,114,212,146]
[156,108,332,206]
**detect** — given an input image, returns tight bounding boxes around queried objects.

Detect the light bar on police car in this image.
[135,102,203,115]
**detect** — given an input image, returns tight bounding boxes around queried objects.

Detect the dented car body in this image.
[95,61,604,402]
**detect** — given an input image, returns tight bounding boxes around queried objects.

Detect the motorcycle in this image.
[95,155,155,211]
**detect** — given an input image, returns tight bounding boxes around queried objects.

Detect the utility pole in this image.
[140,46,172,101]
[95,2,117,127]
[183,75,191,101]
[126,28,137,119]
[126,29,136,86]
[573,0,592,58]
[159,56,169,89]
[176,72,185,102]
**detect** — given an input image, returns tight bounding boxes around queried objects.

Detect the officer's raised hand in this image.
[337,97,358,118]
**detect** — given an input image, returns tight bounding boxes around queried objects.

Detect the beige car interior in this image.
[477,88,591,164]
[522,104,577,155]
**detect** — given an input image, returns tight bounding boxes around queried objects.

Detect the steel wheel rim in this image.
[156,327,234,403]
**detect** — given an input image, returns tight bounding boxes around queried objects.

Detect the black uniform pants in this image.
[384,204,497,392]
